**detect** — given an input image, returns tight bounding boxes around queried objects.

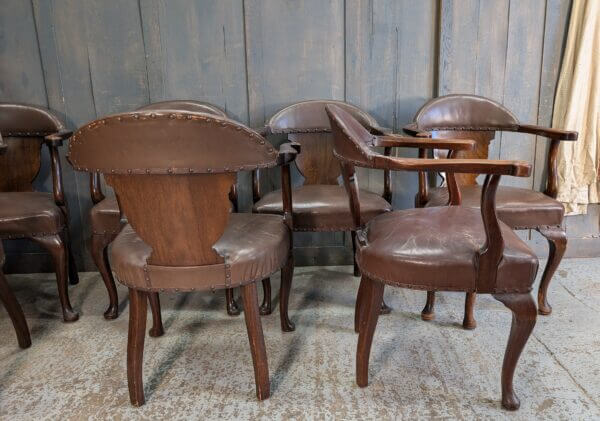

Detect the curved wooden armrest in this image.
[372,155,531,177]
[517,124,578,140]
[372,135,475,150]
[44,129,73,147]
[402,123,432,138]
[46,140,66,206]
[368,125,393,136]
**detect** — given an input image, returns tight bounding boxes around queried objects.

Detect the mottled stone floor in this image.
[0,259,599,420]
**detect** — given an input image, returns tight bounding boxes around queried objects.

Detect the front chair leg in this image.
[0,270,31,349]
[241,282,270,400]
[356,276,384,387]
[279,254,295,332]
[421,291,436,321]
[493,293,537,411]
[354,276,367,333]
[148,292,164,337]
[32,234,78,322]
[90,234,119,319]
[226,288,240,316]
[259,278,272,315]
[536,226,567,315]
[463,292,477,330]
[128,288,148,406]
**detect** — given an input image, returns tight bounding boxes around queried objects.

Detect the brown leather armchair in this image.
[0,103,79,322]
[0,143,31,349]
[404,94,578,329]
[253,100,393,314]
[69,108,297,405]
[88,100,240,328]
[327,104,539,410]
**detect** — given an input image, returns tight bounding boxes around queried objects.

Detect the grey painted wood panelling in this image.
[1,0,588,272]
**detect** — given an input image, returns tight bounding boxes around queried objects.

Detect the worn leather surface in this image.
[0,103,65,136]
[90,196,122,235]
[413,94,519,131]
[425,185,564,228]
[268,100,378,134]
[0,192,64,238]
[110,213,289,291]
[357,207,538,293]
[253,184,391,231]
[137,101,227,118]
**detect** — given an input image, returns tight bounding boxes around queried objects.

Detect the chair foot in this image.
[128,288,148,406]
[536,226,567,316]
[463,292,477,330]
[148,292,164,338]
[421,291,435,321]
[356,276,384,388]
[280,255,295,332]
[493,293,537,411]
[241,282,270,400]
[104,304,119,320]
[226,288,241,316]
[379,298,392,315]
[259,277,272,316]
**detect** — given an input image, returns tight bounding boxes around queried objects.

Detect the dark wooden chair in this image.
[327,104,540,410]
[88,101,238,335]
[0,103,79,322]
[0,139,31,349]
[69,108,297,405]
[253,100,393,315]
[404,94,578,328]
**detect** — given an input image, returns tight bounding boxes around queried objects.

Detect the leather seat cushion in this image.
[425,185,564,228]
[90,196,123,235]
[253,184,391,231]
[357,207,538,293]
[110,213,290,291]
[0,192,64,238]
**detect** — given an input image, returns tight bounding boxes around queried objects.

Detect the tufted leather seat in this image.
[253,184,391,231]
[0,192,65,238]
[111,214,290,291]
[425,185,564,229]
[357,207,538,293]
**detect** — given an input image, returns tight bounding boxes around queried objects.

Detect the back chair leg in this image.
[64,226,79,285]
[354,276,367,333]
[259,278,272,315]
[493,293,537,411]
[128,288,148,406]
[148,292,164,337]
[226,288,240,316]
[421,291,436,321]
[0,270,31,349]
[356,276,384,387]
[241,282,270,400]
[536,226,567,315]
[280,253,295,332]
[32,234,78,322]
[91,234,119,319]
[463,292,477,330]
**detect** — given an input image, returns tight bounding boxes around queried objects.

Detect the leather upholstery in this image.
[356,207,538,293]
[253,184,391,231]
[90,196,122,235]
[137,101,227,117]
[268,100,378,134]
[0,192,65,238]
[412,94,519,131]
[110,213,290,291]
[425,185,565,229]
[0,103,65,136]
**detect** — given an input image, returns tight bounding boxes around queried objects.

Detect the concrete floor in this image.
[0,259,599,420]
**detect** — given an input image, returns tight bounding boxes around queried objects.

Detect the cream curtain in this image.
[554,0,600,215]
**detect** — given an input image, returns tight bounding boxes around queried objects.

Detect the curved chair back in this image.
[268,100,379,185]
[70,110,276,266]
[0,103,65,192]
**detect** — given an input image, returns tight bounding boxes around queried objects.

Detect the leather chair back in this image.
[70,110,277,266]
[412,94,519,185]
[0,103,65,192]
[268,100,378,185]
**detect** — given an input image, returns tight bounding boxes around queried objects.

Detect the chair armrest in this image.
[517,124,578,140]
[368,125,393,136]
[402,123,432,138]
[46,141,66,206]
[276,142,300,230]
[90,172,105,204]
[44,129,73,147]
[372,135,476,151]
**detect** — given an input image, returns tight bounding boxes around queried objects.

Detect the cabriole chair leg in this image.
[91,234,119,319]
[148,292,164,337]
[259,277,272,315]
[226,288,240,316]
[536,226,567,315]
[0,270,31,348]
[356,276,384,387]
[279,254,295,332]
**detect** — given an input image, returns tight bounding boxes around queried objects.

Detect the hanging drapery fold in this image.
[553,0,600,215]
